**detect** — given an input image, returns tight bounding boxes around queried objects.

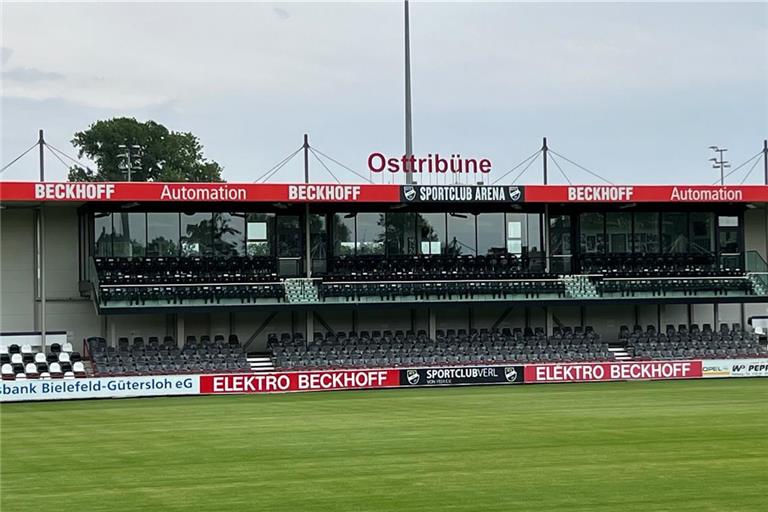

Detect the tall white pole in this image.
[404,0,414,185]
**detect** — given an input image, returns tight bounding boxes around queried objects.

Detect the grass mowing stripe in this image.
[2,379,766,511]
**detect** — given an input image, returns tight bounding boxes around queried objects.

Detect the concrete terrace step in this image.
[609,347,633,361]
[247,356,275,373]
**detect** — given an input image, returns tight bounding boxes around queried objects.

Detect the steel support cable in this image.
[309,147,375,184]
[490,149,542,185]
[714,150,763,184]
[44,144,72,170]
[0,141,38,173]
[508,151,542,185]
[548,153,573,185]
[254,146,303,183]
[309,148,341,184]
[548,149,614,185]
[44,142,93,171]
[739,154,764,185]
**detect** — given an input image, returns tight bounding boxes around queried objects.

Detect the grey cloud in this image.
[273,7,290,20]
[2,66,65,82]
[1,47,13,65]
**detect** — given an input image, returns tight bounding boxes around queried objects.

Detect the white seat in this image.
[21,344,33,354]
[39,372,51,379]
[72,361,86,375]
[62,342,73,353]
[63,371,75,379]
[49,362,62,376]
[0,346,8,355]
[15,373,27,380]
[1,363,14,376]
[25,362,39,376]
[34,352,47,364]
[11,353,22,365]
[58,352,71,363]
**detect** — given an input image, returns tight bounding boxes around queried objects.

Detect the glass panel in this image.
[417,213,445,255]
[476,213,504,256]
[385,212,415,256]
[447,213,476,256]
[579,212,605,254]
[718,216,739,227]
[310,213,327,262]
[332,213,356,256]
[112,212,146,258]
[180,213,213,257]
[213,213,245,257]
[689,213,714,255]
[356,213,385,255]
[246,213,274,256]
[662,212,688,253]
[550,215,571,256]
[146,213,179,257]
[606,212,631,254]
[93,213,113,257]
[719,230,740,254]
[276,216,301,258]
[633,212,659,253]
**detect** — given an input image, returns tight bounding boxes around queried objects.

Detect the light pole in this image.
[118,144,143,181]
[709,146,730,185]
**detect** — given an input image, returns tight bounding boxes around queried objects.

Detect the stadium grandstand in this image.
[1,177,767,385]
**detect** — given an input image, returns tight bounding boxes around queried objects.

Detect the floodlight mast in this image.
[709,146,729,185]
[404,0,414,185]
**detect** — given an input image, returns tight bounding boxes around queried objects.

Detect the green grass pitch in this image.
[2,379,766,511]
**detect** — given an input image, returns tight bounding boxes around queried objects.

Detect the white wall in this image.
[0,208,35,332]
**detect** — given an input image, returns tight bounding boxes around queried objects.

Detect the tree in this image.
[67,117,223,182]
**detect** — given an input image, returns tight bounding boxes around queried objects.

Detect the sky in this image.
[1,1,767,185]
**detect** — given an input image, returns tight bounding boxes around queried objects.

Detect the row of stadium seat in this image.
[87,334,250,376]
[320,280,565,301]
[94,256,277,285]
[579,253,730,276]
[323,254,549,281]
[596,277,754,297]
[99,284,284,305]
[268,327,613,370]
[1,343,85,380]
[619,324,765,360]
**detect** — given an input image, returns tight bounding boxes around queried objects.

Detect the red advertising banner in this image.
[0,181,401,203]
[524,360,703,384]
[524,185,768,203]
[199,369,400,394]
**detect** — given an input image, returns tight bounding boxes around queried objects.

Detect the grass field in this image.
[1,379,766,512]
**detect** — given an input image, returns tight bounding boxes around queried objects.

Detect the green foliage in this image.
[67,117,223,182]
[2,380,766,511]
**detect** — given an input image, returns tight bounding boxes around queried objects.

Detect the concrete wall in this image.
[0,208,35,332]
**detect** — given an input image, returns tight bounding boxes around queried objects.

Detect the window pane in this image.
[180,213,213,256]
[310,214,327,261]
[719,230,740,253]
[94,213,113,257]
[246,213,274,256]
[385,212,415,256]
[477,213,504,256]
[580,212,605,254]
[276,216,301,258]
[662,212,688,253]
[213,213,245,257]
[356,213,385,255]
[417,213,445,255]
[689,213,714,254]
[147,213,179,257]
[606,212,631,254]
[112,212,146,258]
[332,213,355,256]
[633,212,659,253]
[550,215,571,255]
[447,213,476,256]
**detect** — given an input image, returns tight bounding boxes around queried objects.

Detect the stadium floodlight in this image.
[118,144,143,182]
[709,146,729,185]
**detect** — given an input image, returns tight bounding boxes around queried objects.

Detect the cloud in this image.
[0,47,12,65]
[2,66,64,82]
[273,7,290,20]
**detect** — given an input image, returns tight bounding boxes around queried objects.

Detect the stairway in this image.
[747,274,768,296]
[283,278,320,303]
[247,355,275,373]
[562,275,599,299]
[609,345,632,361]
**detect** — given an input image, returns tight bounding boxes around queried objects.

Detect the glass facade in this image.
[356,213,385,255]
[180,213,213,256]
[213,213,245,257]
[661,212,688,253]
[417,213,445,255]
[579,213,605,254]
[447,213,476,256]
[332,213,356,256]
[94,213,113,257]
[246,213,274,256]
[385,212,416,256]
[633,212,659,254]
[477,213,505,256]
[146,213,179,257]
[605,212,631,253]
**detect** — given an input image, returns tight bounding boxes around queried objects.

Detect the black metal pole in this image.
[304,134,311,279]
[38,129,45,181]
[763,139,767,185]
[542,137,548,185]
[404,0,414,185]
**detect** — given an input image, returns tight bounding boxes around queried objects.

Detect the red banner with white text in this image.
[0,181,401,203]
[199,369,400,394]
[524,185,768,203]
[524,361,703,384]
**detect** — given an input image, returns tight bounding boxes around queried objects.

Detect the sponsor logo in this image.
[504,367,518,382]
[567,186,634,202]
[399,365,523,387]
[403,186,417,201]
[200,370,399,394]
[35,183,116,200]
[508,186,521,201]
[159,185,247,201]
[525,361,702,383]
[406,369,420,385]
[288,185,361,201]
[670,187,743,202]
[404,185,523,203]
